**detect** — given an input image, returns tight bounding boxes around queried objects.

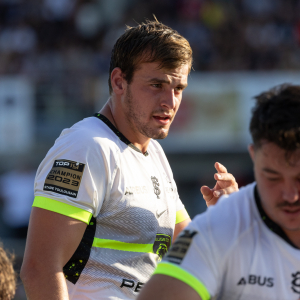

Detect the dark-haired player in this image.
[21,20,238,300]
[137,84,300,300]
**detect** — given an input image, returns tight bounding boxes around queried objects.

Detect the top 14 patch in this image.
[43,159,85,198]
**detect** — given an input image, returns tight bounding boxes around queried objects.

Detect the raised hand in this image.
[200,162,239,207]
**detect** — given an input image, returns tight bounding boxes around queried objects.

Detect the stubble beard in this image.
[124,87,172,140]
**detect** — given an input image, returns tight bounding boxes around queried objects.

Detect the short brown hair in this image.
[108,19,193,94]
[0,245,16,300]
[250,84,300,160]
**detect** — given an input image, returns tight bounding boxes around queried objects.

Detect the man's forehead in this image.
[137,62,189,81]
[258,142,300,168]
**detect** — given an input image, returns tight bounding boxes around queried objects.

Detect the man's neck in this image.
[100,99,151,154]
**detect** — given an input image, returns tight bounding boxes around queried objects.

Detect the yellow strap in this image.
[33,196,92,224]
[154,262,210,300]
[176,208,190,224]
[92,237,153,253]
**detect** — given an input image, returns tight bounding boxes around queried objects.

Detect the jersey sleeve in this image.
[33,127,116,224]
[175,198,190,224]
[174,181,190,224]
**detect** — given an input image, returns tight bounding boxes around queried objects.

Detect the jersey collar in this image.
[94,113,149,156]
[254,185,298,249]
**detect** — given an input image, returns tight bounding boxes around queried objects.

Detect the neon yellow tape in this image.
[93,237,153,253]
[33,196,92,224]
[153,262,210,300]
[176,208,190,224]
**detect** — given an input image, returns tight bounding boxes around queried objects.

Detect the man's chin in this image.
[148,131,169,140]
[152,128,170,139]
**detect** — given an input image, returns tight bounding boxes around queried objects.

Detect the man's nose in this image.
[161,89,176,110]
[282,182,300,203]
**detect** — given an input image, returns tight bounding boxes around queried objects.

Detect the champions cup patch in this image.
[43,159,85,198]
[153,234,171,261]
[163,230,197,264]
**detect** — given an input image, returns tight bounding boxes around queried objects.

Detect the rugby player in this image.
[137,84,300,300]
[20,20,238,300]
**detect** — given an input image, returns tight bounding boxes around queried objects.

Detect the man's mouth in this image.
[152,114,172,125]
[279,204,300,214]
[153,116,170,121]
[282,207,300,213]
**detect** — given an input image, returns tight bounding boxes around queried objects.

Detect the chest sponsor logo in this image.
[237,275,274,287]
[151,176,161,199]
[153,234,171,261]
[292,272,300,295]
[125,186,149,196]
[163,230,197,264]
[120,279,144,293]
[43,159,85,198]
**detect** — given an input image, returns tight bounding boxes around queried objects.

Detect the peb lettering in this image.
[120,279,144,293]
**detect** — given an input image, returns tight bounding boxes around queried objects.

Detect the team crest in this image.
[151,176,161,199]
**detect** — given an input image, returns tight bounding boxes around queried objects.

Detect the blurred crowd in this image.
[0,0,300,111]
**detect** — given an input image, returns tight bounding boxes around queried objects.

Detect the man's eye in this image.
[267,177,280,181]
[152,84,162,88]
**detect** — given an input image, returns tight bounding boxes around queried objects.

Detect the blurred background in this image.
[0,0,300,298]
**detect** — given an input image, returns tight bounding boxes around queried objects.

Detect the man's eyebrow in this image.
[262,168,280,174]
[148,78,171,84]
[148,78,188,88]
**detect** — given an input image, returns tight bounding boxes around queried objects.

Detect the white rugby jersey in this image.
[33,114,189,300]
[155,182,300,300]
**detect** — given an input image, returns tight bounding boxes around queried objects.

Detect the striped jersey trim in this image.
[153,262,210,300]
[92,237,153,253]
[33,196,93,224]
[176,208,190,224]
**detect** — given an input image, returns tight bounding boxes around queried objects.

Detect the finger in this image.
[200,186,214,202]
[205,197,219,207]
[213,190,222,198]
[214,162,227,174]
[214,172,236,183]
[214,185,239,197]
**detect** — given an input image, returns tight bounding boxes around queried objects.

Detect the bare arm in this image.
[173,218,191,242]
[20,207,87,300]
[137,274,202,300]
[201,162,239,206]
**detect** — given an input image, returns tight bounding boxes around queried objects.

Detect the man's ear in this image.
[110,68,126,95]
[248,144,255,163]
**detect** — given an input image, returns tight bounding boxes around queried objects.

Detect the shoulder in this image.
[55,117,122,155]
[191,183,258,251]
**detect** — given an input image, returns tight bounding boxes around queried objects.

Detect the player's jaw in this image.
[275,200,300,231]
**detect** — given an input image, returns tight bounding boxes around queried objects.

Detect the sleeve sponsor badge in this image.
[163,229,197,264]
[43,159,85,198]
